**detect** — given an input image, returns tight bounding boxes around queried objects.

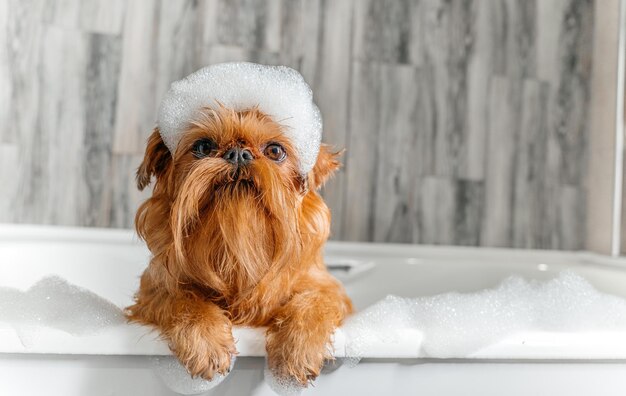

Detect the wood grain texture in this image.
[371,64,422,244]
[586,0,620,255]
[81,34,122,227]
[482,77,516,247]
[343,61,380,241]
[0,0,11,144]
[0,144,19,222]
[0,0,598,250]
[308,0,352,239]
[5,0,46,224]
[40,26,88,225]
[512,80,550,248]
[112,0,158,154]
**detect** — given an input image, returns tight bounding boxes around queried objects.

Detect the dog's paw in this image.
[266,325,332,385]
[169,323,237,380]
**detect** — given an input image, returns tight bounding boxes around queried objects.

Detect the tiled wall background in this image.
[0,0,597,249]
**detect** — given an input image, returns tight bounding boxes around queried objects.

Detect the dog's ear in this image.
[136,128,171,191]
[310,144,342,191]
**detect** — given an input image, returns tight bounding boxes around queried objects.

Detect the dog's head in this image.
[135,106,340,294]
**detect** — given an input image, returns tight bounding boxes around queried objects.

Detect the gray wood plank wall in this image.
[0,0,595,249]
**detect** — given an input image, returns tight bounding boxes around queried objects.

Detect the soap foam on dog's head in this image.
[157,62,322,174]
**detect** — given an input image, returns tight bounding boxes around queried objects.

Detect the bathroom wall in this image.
[0,0,598,249]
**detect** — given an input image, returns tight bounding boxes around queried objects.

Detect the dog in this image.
[126,105,353,385]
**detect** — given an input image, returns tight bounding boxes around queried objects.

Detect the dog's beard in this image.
[170,159,302,295]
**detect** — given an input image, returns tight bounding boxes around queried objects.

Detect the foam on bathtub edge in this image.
[152,355,236,395]
[333,327,424,360]
[340,271,626,362]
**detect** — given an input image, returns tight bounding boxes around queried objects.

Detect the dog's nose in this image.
[223,147,253,165]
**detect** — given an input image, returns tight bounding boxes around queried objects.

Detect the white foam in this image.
[158,62,322,174]
[0,275,236,394]
[151,355,235,395]
[5,272,626,391]
[342,271,626,361]
[0,275,124,345]
[263,364,305,396]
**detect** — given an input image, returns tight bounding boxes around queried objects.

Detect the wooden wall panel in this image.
[0,0,599,249]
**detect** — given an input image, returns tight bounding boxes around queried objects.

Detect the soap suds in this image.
[0,275,236,394]
[151,355,235,395]
[158,62,322,174]
[264,365,305,396]
[0,275,124,345]
[3,271,626,393]
[342,271,626,362]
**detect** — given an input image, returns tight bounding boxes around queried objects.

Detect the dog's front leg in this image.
[165,296,236,379]
[265,272,353,385]
[128,288,236,380]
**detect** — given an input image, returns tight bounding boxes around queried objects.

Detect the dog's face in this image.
[172,106,304,202]
[135,106,340,298]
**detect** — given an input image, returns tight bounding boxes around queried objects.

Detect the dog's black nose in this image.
[223,147,253,165]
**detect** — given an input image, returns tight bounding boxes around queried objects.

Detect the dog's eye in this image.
[263,143,286,162]
[192,139,217,158]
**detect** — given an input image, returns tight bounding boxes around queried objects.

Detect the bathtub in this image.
[1,224,626,396]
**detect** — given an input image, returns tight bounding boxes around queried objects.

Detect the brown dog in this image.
[126,105,353,385]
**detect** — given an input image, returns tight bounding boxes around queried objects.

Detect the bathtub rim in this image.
[2,222,626,270]
[3,223,626,361]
